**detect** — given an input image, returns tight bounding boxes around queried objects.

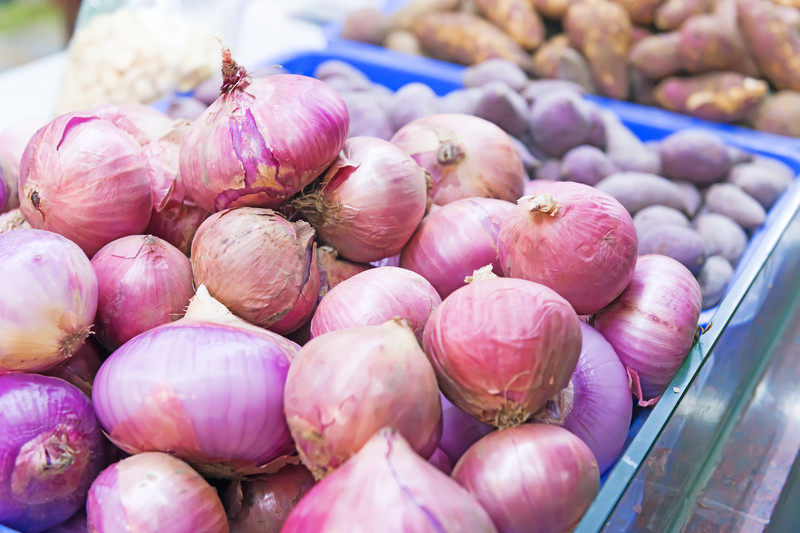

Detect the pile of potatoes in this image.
[339,0,800,138]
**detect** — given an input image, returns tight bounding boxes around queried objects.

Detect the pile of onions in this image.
[142,121,190,213]
[293,136,428,263]
[423,270,582,428]
[428,448,454,475]
[282,428,497,532]
[390,113,525,205]
[310,266,441,341]
[223,465,316,533]
[91,235,194,351]
[284,319,442,479]
[594,254,702,405]
[43,509,87,532]
[94,103,182,146]
[91,286,296,478]
[191,207,320,335]
[400,197,515,298]
[533,322,632,473]
[18,112,153,256]
[316,245,372,298]
[0,228,97,373]
[439,394,494,465]
[146,202,210,256]
[42,338,106,397]
[86,452,228,533]
[452,424,599,533]
[0,119,41,211]
[498,181,638,315]
[0,373,106,532]
[180,47,348,213]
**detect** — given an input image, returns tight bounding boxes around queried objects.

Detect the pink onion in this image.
[92,286,296,478]
[18,112,153,256]
[284,319,442,479]
[532,322,632,473]
[0,373,106,532]
[41,338,106,398]
[145,201,211,256]
[428,448,453,475]
[0,119,41,211]
[594,254,702,405]
[282,428,497,532]
[310,266,441,341]
[191,207,320,334]
[400,197,515,298]
[223,465,316,533]
[452,424,599,533]
[293,136,428,263]
[94,103,182,146]
[0,208,30,234]
[390,113,525,205]
[86,452,228,533]
[142,121,190,213]
[0,228,97,373]
[91,234,194,351]
[439,394,494,464]
[42,509,87,532]
[180,48,348,213]
[316,245,372,299]
[423,271,582,428]
[498,181,638,315]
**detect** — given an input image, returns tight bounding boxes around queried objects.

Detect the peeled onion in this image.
[316,245,372,298]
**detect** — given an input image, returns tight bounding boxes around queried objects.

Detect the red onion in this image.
[92,286,296,478]
[594,254,702,405]
[423,271,582,428]
[284,319,442,479]
[18,112,153,256]
[41,338,106,398]
[0,119,41,211]
[223,464,316,533]
[282,428,497,532]
[428,448,453,475]
[0,208,30,234]
[439,394,494,464]
[0,373,106,532]
[91,234,194,351]
[42,509,87,532]
[293,136,428,263]
[0,228,97,373]
[310,266,441,341]
[452,424,599,533]
[370,253,401,268]
[390,113,526,205]
[86,452,228,533]
[316,245,372,299]
[145,201,211,256]
[94,103,182,146]
[142,121,190,213]
[532,322,632,473]
[180,48,348,213]
[191,207,320,334]
[400,197,515,298]
[498,181,638,315]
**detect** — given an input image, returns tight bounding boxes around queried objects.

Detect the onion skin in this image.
[91,235,194,351]
[18,112,153,257]
[452,424,599,533]
[294,136,428,263]
[282,428,497,532]
[86,452,228,533]
[191,207,320,334]
[390,113,526,205]
[0,228,98,373]
[316,245,372,299]
[145,201,210,256]
[41,338,106,398]
[0,119,41,212]
[180,51,349,213]
[428,448,453,475]
[223,465,316,533]
[498,181,638,315]
[0,374,106,533]
[0,208,31,234]
[142,121,190,213]
[423,276,582,428]
[594,254,702,405]
[310,266,442,341]
[440,394,494,464]
[93,103,182,146]
[42,509,87,532]
[400,197,515,298]
[284,320,442,479]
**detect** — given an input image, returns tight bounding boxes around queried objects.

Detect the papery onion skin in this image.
[93,103,182,147]
[316,245,372,299]
[400,197,515,298]
[423,276,582,429]
[0,228,98,373]
[594,254,702,405]
[0,208,31,234]
[0,119,41,212]
[86,452,228,533]
[390,113,525,205]
[452,424,599,533]
[145,201,210,256]
[180,51,349,213]
[283,428,497,532]
[310,266,441,341]
[191,207,320,334]
[91,235,194,351]
[41,338,106,398]
[294,136,428,263]
[284,320,442,479]
[498,181,638,315]
[142,121,191,213]
[0,374,106,533]
[439,394,494,465]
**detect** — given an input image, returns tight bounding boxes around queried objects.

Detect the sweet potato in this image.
[697,255,734,309]
[585,105,608,149]
[531,0,574,18]
[530,35,595,93]
[438,87,484,115]
[463,59,529,91]
[630,67,659,106]
[411,12,532,69]
[631,25,653,45]
[659,129,732,185]
[528,92,595,157]
[727,162,793,210]
[560,145,619,185]
[340,8,391,46]
[748,91,800,138]
[775,6,800,30]
[474,0,546,50]
[674,180,703,216]
[693,212,748,266]
[388,83,439,130]
[600,110,663,174]
[384,30,423,56]
[704,183,766,229]
[726,146,754,166]
[391,0,462,30]
[564,0,632,100]
[474,81,530,138]
[738,0,800,92]
[653,72,769,123]
[637,224,707,274]
[630,32,682,80]
[654,0,711,31]
[614,0,664,25]
[595,171,687,214]
[633,205,690,233]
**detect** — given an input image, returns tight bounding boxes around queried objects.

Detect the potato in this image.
[388,83,439,130]
[748,91,800,138]
[673,180,703,217]
[391,0,462,30]
[630,67,659,106]
[630,32,683,80]
[585,106,608,150]
[314,60,374,92]
[633,205,691,233]
[531,0,574,18]
[474,0,546,50]
[697,255,734,309]
[463,59,529,91]
[738,0,800,92]
[693,212,748,266]
[726,146,754,166]
[340,8,391,46]
[384,30,424,56]
[536,159,563,181]
[560,145,619,185]
[637,224,707,274]
[438,87,484,115]
[654,0,711,31]
[474,81,530,138]
[528,92,595,157]
[600,110,663,174]
[614,0,664,25]
[595,171,687,215]
[659,129,732,185]
[727,162,793,210]
[531,34,596,93]
[704,183,767,230]
[339,92,394,140]
[750,155,796,183]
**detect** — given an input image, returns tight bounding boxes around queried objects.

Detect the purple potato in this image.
[633,205,690,233]
[474,81,529,138]
[704,183,766,230]
[697,255,734,309]
[692,212,749,267]
[659,129,732,185]
[595,171,687,215]
[637,223,707,275]
[727,161,793,210]
[463,58,529,91]
[560,145,618,186]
